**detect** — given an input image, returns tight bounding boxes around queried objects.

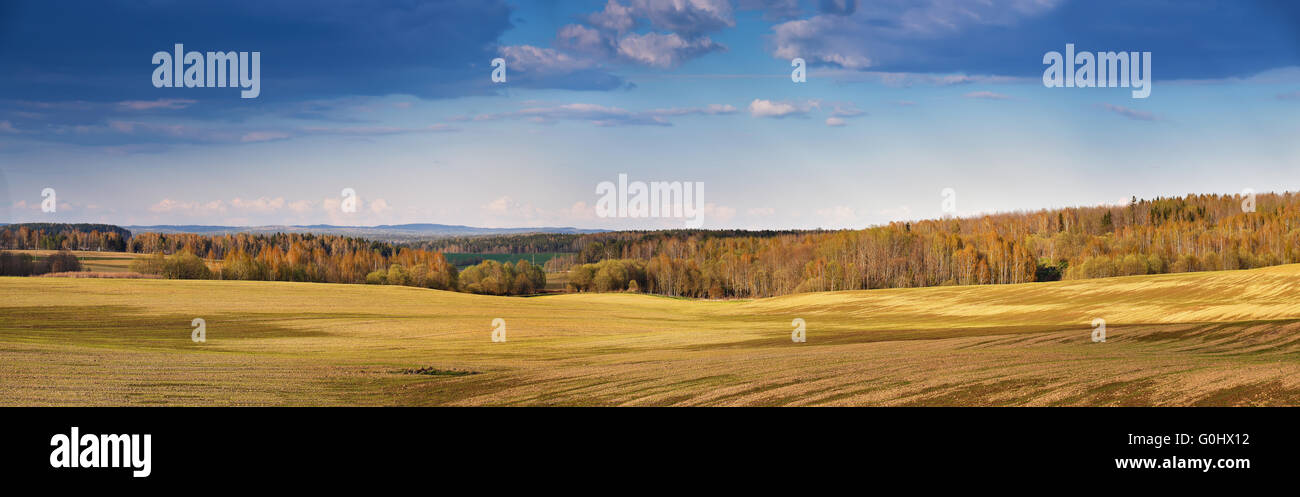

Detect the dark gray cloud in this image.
[0,0,519,102]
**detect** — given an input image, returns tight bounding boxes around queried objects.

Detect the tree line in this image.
[1,223,129,251]
[7,192,1298,298]
[0,250,83,276]
[555,193,1300,298]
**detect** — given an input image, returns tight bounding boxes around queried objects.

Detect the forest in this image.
[557,193,1300,297]
[0,250,82,276]
[0,223,130,251]
[4,192,1297,298]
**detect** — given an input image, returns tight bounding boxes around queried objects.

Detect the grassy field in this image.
[3,263,1300,406]
[443,252,569,269]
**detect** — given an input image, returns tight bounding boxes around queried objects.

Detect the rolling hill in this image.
[3,264,1299,406]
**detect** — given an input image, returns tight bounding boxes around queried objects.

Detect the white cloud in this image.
[230,197,286,213]
[557,24,614,58]
[551,0,733,70]
[703,203,737,223]
[748,98,817,118]
[149,198,228,215]
[616,32,723,68]
[500,45,594,75]
[568,201,598,220]
[588,0,636,32]
[288,200,315,213]
[877,205,913,220]
[485,196,520,214]
[815,205,857,225]
[628,0,735,36]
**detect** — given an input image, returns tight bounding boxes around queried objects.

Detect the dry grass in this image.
[37,271,159,279]
[3,263,1300,406]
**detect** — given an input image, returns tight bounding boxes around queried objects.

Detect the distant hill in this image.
[125,223,606,241]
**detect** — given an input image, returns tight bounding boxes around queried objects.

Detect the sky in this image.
[1,0,1298,230]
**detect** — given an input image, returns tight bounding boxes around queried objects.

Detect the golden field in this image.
[3,262,1300,406]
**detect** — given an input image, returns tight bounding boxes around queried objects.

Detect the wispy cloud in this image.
[825,102,865,126]
[963,91,1011,100]
[116,99,197,111]
[769,0,1061,71]
[1096,103,1156,121]
[240,131,292,143]
[299,124,458,136]
[468,102,736,127]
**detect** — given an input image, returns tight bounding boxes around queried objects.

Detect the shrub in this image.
[160,251,212,279]
[129,252,166,275]
[0,251,36,276]
[220,252,269,280]
[44,251,82,273]
[386,264,409,286]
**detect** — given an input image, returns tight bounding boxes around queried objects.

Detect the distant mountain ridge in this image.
[125,223,606,240]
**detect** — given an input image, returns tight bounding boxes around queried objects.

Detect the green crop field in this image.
[442,252,569,269]
[3,263,1300,406]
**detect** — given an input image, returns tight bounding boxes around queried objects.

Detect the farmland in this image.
[2,263,1300,406]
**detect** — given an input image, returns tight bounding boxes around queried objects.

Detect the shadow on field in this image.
[0,305,332,349]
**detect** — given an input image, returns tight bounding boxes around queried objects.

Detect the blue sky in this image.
[1,0,1298,229]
